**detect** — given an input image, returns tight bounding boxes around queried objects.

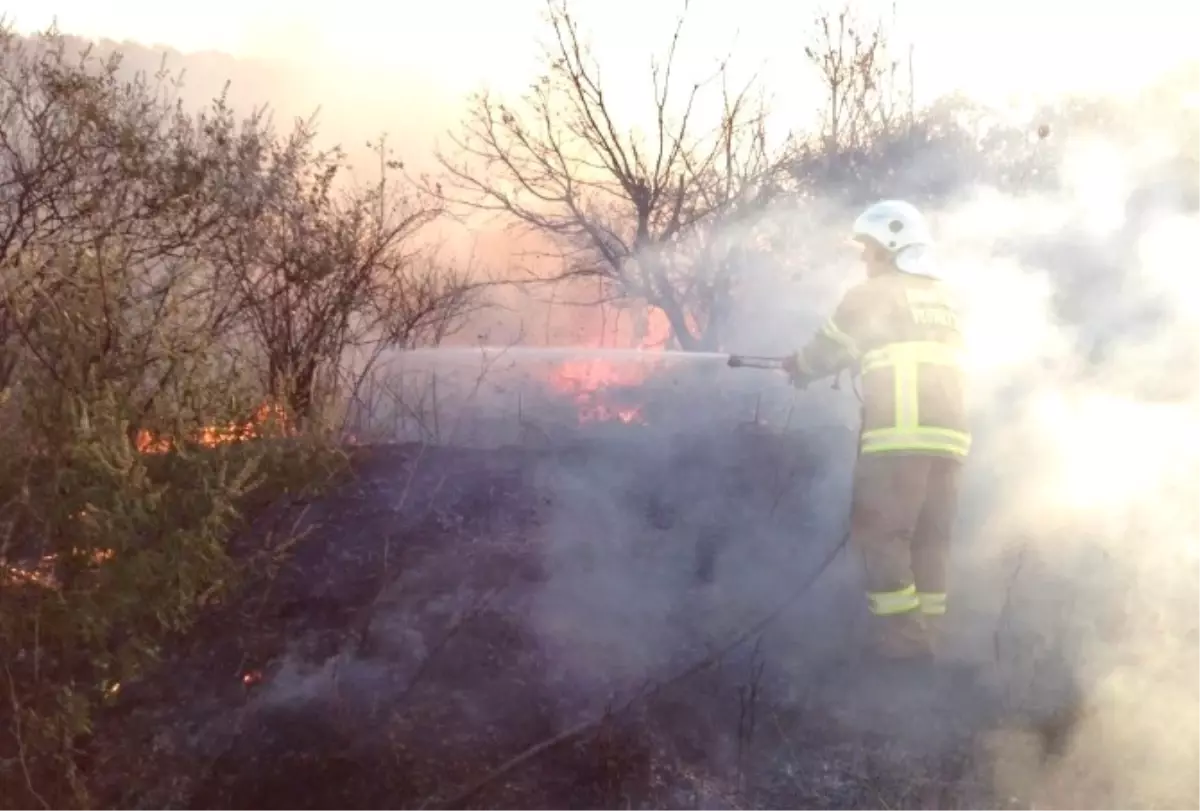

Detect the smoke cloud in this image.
[496,76,1199,807]
[89,26,1191,805]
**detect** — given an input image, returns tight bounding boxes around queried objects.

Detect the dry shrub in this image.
[0,24,462,807]
[0,246,333,808]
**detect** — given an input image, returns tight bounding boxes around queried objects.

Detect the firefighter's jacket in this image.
[793,271,970,459]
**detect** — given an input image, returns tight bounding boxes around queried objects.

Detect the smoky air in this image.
[1,6,1195,810]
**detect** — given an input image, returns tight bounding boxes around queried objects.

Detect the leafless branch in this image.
[432,0,791,352]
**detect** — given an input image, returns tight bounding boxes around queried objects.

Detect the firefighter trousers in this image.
[849,453,962,654]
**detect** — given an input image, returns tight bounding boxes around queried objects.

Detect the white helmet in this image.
[851,199,938,276]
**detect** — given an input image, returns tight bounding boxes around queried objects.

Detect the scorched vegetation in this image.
[1,1,1196,808]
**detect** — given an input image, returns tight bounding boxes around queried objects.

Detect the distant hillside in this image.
[35,31,458,174]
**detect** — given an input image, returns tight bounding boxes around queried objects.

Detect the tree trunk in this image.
[658,297,700,351]
[288,359,319,426]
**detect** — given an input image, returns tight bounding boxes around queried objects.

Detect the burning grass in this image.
[0,405,347,809]
[2,404,294,593]
[0,343,1115,810]
[545,357,650,424]
[135,402,292,454]
[541,304,676,426]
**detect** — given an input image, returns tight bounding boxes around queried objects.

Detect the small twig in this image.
[358,337,522,645]
[994,544,1029,667]
[391,588,500,705]
[430,371,441,444]
[4,663,51,810]
[359,337,524,642]
[219,503,317,625]
[735,635,765,795]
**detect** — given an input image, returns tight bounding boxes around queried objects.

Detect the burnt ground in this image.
[84,430,1033,809]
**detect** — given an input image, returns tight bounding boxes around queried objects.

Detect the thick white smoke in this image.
[518,99,1198,806]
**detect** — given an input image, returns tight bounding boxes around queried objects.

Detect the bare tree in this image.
[783,1,920,205]
[436,0,791,351]
[0,30,291,804]
[225,129,475,423]
[0,25,283,443]
[0,24,489,808]
[802,2,909,155]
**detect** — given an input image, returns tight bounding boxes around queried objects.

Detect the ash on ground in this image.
[85,419,1113,809]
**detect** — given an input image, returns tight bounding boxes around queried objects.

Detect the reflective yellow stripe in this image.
[894,356,918,429]
[857,339,970,457]
[861,427,972,457]
[918,592,947,615]
[868,584,920,616]
[820,319,860,359]
[861,341,964,373]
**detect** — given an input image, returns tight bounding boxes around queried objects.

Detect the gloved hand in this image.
[780,354,810,389]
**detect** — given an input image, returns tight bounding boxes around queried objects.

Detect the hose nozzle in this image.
[727,354,785,370]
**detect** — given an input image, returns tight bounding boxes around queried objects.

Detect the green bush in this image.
[0,249,328,807]
[0,25,456,806]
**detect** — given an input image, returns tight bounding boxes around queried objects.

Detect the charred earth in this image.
[82,430,1022,809]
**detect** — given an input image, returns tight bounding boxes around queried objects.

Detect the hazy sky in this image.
[8,0,1195,113]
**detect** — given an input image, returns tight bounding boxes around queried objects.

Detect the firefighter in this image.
[782,199,970,662]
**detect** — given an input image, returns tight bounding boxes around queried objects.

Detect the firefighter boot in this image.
[869,611,934,662]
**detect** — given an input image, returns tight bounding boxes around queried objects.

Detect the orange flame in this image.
[2,547,114,590]
[3,406,287,587]
[135,402,288,454]
[543,304,675,424]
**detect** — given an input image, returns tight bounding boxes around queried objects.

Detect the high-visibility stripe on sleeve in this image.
[860,427,972,457]
[867,584,920,616]
[819,319,860,359]
[918,592,947,616]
